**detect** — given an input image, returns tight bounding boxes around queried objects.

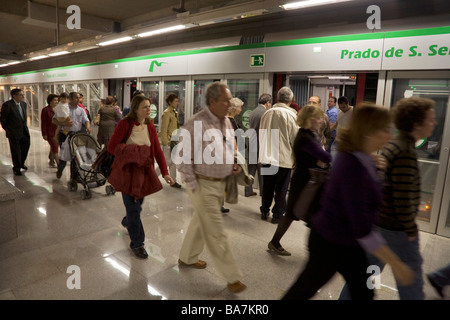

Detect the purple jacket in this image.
[312,152,386,252]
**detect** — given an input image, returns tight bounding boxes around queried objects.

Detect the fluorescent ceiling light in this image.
[137,25,186,38]
[281,0,352,10]
[7,61,21,65]
[328,76,350,79]
[0,64,8,67]
[30,55,48,60]
[98,36,133,46]
[73,45,99,53]
[49,51,70,57]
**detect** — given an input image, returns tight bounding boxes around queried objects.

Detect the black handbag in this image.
[293,168,329,223]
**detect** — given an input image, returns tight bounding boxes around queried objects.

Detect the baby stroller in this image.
[67,133,114,199]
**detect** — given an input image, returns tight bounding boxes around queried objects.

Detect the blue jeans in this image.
[339,227,424,300]
[428,263,450,287]
[121,193,145,249]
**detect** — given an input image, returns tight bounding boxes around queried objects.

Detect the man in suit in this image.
[0,88,30,176]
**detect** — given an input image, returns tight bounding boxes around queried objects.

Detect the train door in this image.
[191,75,223,117]
[384,71,450,237]
[225,74,264,129]
[139,77,161,129]
[162,77,188,128]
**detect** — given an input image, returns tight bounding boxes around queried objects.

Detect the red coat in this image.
[107,118,168,199]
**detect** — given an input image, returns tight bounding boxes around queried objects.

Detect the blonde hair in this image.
[296,103,324,128]
[228,97,244,116]
[338,103,391,153]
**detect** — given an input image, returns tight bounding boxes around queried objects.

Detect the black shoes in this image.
[56,171,62,179]
[221,207,230,213]
[171,182,182,188]
[132,246,148,259]
[21,165,28,170]
[271,216,282,224]
[13,169,22,176]
[261,212,268,220]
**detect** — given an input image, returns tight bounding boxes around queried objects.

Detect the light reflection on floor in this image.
[0,128,449,300]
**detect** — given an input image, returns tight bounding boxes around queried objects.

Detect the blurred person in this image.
[221,97,244,212]
[326,96,338,152]
[53,92,71,141]
[108,95,174,259]
[283,103,415,300]
[159,92,182,188]
[330,96,354,161]
[96,96,122,147]
[78,92,91,122]
[0,88,30,176]
[227,97,243,131]
[122,90,145,117]
[268,104,331,256]
[427,263,450,299]
[41,93,60,167]
[245,93,272,197]
[53,92,91,179]
[340,97,437,300]
[259,87,299,224]
[309,96,331,150]
[176,82,246,293]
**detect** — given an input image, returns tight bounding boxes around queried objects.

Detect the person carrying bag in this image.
[107,95,174,259]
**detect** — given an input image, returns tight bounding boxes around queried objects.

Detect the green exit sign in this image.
[250,54,264,67]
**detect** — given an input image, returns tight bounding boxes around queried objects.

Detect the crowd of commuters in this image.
[1,82,448,299]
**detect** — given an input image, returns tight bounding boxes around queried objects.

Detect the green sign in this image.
[250,54,264,67]
[150,104,158,119]
[241,109,252,129]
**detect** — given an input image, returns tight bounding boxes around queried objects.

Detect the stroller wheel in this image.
[106,185,115,196]
[68,181,78,192]
[80,189,92,200]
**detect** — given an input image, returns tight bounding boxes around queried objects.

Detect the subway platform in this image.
[0,128,449,301]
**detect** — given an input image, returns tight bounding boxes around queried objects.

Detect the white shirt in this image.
[258,103,299,168]
[337,107,354,134]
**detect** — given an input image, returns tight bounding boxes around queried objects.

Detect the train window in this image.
[164,80,186,127]
[227,79,260,129]
[391,78,450,223]
[142,81,160,127]
[193,79,221,114]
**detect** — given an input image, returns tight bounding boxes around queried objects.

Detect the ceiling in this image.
[1,0,449,73]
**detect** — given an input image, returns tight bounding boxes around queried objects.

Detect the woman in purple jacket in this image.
[283,103,415,300]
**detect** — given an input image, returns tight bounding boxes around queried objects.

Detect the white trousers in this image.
[179,178,243,284]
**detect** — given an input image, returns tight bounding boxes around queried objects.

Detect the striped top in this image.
[377,132,421,237]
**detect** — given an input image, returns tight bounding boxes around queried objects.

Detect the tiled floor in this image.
[1,128,449,300]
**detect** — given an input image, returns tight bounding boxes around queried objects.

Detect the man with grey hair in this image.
[176,81,247,293]
[258,87,299,223]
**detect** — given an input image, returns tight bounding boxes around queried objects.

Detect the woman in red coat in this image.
[108,95,174,259]
[41,94,60,167]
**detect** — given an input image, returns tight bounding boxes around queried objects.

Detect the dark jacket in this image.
[1,99,29,139]
[312,152,382,247]
[286,129,331,219]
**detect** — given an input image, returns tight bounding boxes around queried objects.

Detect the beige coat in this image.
[159,106,179,146]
